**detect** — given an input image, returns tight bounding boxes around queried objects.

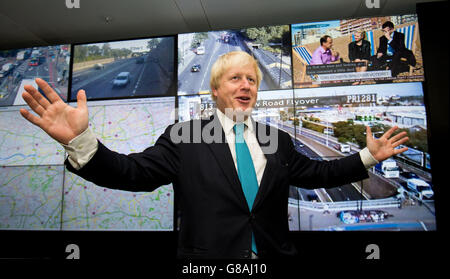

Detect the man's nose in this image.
[240,78,251,89]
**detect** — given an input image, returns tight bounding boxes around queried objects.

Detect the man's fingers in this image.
[394,146,409,155]
[392,137,409,148]
[35,78,61,104]
[389,131,407,143]
[382,126,398,140]
[19,108,42,128]
[22,91,45,116]
[76,89,87,111]
[24,84,51,109]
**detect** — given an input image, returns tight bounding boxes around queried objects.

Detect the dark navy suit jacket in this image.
[66,113,369,259]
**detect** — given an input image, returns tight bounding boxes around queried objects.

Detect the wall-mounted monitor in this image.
[292,14,424,88]
[0,44,71,107]
[70,36,175,102]
[178,25,292,96]
[288,82,434,231]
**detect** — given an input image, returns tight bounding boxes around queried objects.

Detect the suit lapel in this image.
[251,120,279,212]
[203,113,249,211]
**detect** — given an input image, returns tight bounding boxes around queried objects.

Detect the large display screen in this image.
[292,15,424,88]
[288,82,434,231]
[0,97,176,230]
[0,45,71,106]
[178,25,292,95]
[70,36,175,101]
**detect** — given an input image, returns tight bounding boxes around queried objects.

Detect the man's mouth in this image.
[235,96,251,103]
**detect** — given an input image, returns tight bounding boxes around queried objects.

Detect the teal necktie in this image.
[234,123,258,255]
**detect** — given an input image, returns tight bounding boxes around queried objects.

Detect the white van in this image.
[196,46,205,55]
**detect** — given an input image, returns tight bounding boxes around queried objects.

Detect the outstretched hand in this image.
[366,126,409,162]
[19,78,89,145]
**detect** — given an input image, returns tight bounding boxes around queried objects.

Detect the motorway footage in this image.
[70,37,175,101]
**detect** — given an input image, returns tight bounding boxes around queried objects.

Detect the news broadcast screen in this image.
[0,45,71,107]
[0,97,175,230]
[292,14,424,88]
[178,25,292,96]
[287,82,434,231]
[70,36,175,101]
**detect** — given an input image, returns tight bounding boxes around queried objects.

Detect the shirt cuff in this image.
[61,127,98,170]
[359,147,379,169]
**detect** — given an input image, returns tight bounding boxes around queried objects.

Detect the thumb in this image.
[77,89,87,111]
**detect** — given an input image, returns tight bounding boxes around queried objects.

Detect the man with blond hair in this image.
[20,50,409,259]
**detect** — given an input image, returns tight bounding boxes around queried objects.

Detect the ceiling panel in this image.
[0,0,436,50]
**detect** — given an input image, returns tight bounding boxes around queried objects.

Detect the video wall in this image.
[0,13,435,232]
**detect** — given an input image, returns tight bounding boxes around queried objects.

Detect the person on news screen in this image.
[19,51,409,259]
[310,35,340,65]
[348,30,372,72]
[372,21,416,77]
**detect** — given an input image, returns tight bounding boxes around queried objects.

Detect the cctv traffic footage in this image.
[0,45,70,107]
[287,82,434,231]
[178,25,292,96]
[70,37,175,101]
[291,14,424,88]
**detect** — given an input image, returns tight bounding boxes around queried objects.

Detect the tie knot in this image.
[233,123,245,135]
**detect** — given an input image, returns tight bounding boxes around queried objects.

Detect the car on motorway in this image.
[112,72,131,87]
[94,63,105,70]
[0,63,14,78]
[400,171,419,179]
[337,143,350,153]
[191,64,201,72]
[29,58,39,66]
[196,46,205,55]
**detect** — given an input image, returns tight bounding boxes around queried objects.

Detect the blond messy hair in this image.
[209,51,263,101]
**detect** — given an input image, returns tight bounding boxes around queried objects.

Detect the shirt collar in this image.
[216,108,254,135]
[320,46,329,54]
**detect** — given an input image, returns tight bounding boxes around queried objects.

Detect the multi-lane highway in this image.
[178,31,291,95]
[71,38,174,101]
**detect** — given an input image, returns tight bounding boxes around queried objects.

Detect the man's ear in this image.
[212,87,218,98]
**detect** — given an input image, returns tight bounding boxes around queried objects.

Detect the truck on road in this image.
[16,50,29,61]
[375,159,400,178]
[407,178,434,200]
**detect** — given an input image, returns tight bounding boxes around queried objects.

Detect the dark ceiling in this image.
[0,0,433,50]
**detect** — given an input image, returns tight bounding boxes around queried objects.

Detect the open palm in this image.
[19,78,89,145]
[366,125,409,162]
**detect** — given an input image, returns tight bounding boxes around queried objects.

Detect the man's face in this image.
[323,37,333,49]
[212,63,258,115]
[354,33,363,42]
[383,27,394,36]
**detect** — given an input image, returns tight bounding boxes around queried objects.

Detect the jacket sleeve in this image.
[377,36,387,55]
[348,42,355,61]
[390,32,406,53]
[282,131,369,189]
[65,124,179,192]
[363,41,371,60]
